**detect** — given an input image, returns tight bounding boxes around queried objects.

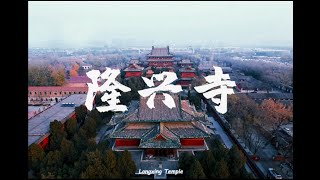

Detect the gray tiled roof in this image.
[124,64,144,71]
[122,95,209,123]
[165,122,210,138]
[110,122,155,138]
[111,121,211,148]
[111,129,150,138]
[147,47,173,57]
[179,66,196,72]
[139,123,181,148]
[124,94,195,122]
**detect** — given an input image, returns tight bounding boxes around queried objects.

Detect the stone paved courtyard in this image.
[130,150,180,179]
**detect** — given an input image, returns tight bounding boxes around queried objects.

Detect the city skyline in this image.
[29,1,293,48]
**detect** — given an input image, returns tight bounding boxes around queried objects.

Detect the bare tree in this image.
[243,125,267,155]
[251,130,267,155]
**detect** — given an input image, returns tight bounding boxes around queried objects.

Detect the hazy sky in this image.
[29,1,293,48]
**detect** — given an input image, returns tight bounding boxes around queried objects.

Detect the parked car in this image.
[251,155,260,161]
[268,168,282,179]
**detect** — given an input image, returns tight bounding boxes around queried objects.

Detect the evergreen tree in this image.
[82,117,97,138]
[75,105,88,125]
[80,150,106,179]
[199,150,216,178]
[65,118,77,139]
[104,149,120,179]
[187,159,206,179]
[48,120,67,151]
[215,159,230,178]
[179,152,196,171]
[210,138,228,162]
[87,109,102,127]
[28,143,45,172]
[94,93,103,107]
[118,150,136,178]
[227,145,246,177]
[71,152,89,178]
[73,128,89,151]
[179,152,203,179]
[40,150,63,178]
[60,138,76,163]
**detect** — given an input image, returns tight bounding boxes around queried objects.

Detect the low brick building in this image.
[28,86,88,105]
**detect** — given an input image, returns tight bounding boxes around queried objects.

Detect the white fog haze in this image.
[29,1,293,48]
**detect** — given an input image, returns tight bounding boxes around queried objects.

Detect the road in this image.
[208,115,292,179]
[207,116,254,175]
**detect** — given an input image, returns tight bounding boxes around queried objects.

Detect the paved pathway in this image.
[130,151,179,179]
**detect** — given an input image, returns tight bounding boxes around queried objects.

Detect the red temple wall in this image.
[146,149,155,155]
[125,71,142,77]
[181,72,196,78]
[181,138,204,146]
[39,136,49,149]
[71,113,77,119]
[115,139,140,147]
[148,62,173,67]
[155,134,166,141]
[180,81,191,86]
